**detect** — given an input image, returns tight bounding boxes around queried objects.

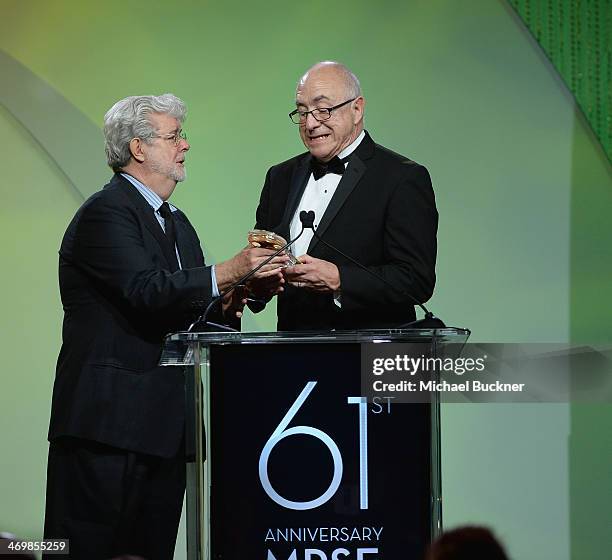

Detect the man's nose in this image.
[304,112,321,128]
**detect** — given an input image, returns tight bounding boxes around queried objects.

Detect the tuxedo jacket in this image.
[255,132,438,331]
[48,174,213,458]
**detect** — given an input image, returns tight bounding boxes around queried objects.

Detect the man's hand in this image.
[247,273,286,300]
[221,285,248,319]
[215,247,288,293]
[282,254,340,293]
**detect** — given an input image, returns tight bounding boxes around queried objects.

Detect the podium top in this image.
[160,328,470,366]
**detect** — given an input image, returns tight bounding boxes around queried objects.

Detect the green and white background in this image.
[1,1,610,559]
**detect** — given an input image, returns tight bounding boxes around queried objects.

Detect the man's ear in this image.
[129,137,146,163]
[352,96,365,125]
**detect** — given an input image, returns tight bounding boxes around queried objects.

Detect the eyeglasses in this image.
[151,130,188,146]
[289,98,356,124]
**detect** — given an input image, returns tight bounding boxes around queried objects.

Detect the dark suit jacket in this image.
[255,132,437,331]
[48,173,213,458]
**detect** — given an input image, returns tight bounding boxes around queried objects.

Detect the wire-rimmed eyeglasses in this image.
[151,130,188,146]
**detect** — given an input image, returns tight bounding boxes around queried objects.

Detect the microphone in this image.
[298,210,445,329]
[187,225,306,332]
[300,210,315,229]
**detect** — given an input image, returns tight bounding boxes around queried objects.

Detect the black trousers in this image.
[43,437,185,560]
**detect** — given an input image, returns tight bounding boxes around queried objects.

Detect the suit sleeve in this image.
[247,167,274,314]
[337,164,437,311]
[69,195,213,314]
[255,167,274,230]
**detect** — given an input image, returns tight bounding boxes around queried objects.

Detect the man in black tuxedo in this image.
[253,61,438,330]
[43,94,285,559]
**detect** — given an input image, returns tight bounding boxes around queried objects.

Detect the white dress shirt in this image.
[290,130,365,257]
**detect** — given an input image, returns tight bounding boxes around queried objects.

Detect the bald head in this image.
[294,61,365,162]
[297,61,362,99]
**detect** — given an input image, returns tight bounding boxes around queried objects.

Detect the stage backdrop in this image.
[1,1,610,559]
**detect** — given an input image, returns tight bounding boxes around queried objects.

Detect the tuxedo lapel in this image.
[279,154,311,238]
[308,132,374,253]
[116,175,180,271]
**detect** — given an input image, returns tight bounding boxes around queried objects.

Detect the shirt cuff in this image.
[333,290,342,308]
[211,265,220,297]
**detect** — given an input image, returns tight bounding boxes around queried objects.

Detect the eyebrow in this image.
[296,94,332,107]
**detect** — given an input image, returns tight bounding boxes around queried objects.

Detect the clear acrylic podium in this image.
[160,328,470,560]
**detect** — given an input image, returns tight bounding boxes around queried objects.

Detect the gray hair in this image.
[298,61,362,98]
[103,93,186,171]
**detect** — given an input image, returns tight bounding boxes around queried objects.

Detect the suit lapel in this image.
[308,132,374,253]
[279,154,311,238]
[174,215,200,268]
[116,175,180,270]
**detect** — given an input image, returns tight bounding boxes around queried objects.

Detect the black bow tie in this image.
[311,156,348,181]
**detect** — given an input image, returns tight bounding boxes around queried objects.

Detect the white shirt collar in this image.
[338,130,365,160]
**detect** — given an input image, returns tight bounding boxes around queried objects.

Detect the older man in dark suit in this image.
[43,94,286,559]
[253,61,438,330]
